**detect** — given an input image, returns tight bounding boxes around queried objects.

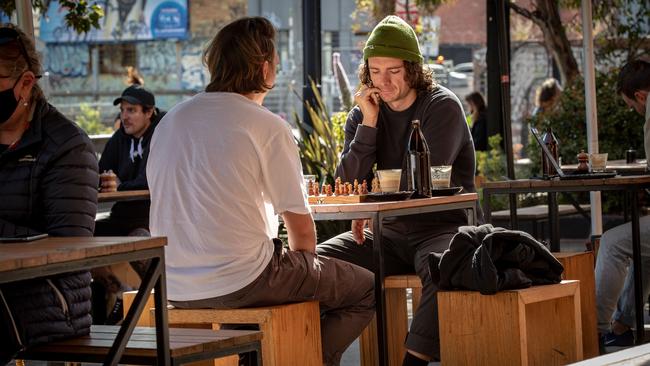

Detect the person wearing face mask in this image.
[0,24,98,363]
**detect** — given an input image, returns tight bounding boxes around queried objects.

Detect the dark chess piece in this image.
[577,150,589,172]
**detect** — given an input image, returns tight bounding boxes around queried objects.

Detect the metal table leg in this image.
[548,192,560,251]
[372,213,388,366]
[508,193,518,229]
[105,253,169,366]
[630,189,645,345]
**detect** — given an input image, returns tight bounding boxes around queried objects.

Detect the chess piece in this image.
[361,180,368,194]
[577,150,589,172]
[308,179,315,196]
[371,178,380,193]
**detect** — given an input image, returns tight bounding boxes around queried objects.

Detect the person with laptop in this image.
[596,57,650,348]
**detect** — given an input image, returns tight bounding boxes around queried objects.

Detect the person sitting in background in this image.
[96,85,164,237]
[0,24,98,363]
[596,57,650,349]
[94,85,164,325]
[521,78,563,157]
[465,91,488,151]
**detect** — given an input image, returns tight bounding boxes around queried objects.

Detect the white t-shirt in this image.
[147,92,310,301]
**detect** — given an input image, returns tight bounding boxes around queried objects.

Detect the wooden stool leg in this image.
[360,315,378,366]
[386,287,408,366]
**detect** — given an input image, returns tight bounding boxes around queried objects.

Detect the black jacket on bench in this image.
[430,224,564,295]
[0,100,98,364]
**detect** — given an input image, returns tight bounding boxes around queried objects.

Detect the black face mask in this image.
[0,77,22,125]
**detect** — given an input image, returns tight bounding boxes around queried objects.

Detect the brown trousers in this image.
[170,239,375,366]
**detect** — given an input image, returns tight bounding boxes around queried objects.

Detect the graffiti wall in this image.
[45,44,90,77]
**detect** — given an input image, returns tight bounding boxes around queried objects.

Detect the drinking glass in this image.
[376,169,401,192]
[430,165,452,188]
[589,153,608,172]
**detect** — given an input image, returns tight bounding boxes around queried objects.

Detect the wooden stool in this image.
[123,291,322,366]
[438,280,583,365]
[360,274,423,366]
[554,251,598,359]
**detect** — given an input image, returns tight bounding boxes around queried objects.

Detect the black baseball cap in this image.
[113,85,155,106]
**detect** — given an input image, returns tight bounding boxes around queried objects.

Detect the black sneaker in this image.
[602,329,635,347]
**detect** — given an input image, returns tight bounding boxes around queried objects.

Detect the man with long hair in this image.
[147,17,375,366]
[317,15,476,365]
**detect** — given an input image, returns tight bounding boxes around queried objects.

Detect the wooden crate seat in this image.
[438,280,583,365]
[123,291,322,366]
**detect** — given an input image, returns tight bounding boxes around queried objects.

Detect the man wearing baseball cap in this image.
[93,85,165,323]
[317,15,476,365]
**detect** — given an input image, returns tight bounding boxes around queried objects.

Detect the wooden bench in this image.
[17,325,263,365]
[439,280,583,365]
[123,291,323,366]
[491,204,590,239]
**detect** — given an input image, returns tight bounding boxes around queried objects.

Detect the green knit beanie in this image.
[363,15,422,63]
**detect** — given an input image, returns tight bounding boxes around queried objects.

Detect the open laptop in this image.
[530,127,617,180]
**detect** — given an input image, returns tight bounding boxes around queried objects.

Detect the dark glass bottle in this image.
[405,120,432,197]
[541,127,559,177]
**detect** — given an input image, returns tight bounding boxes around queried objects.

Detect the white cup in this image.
[430,165,452,188]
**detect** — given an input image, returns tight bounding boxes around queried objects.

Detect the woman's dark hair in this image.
[358,60,436,93]
[617,58,650,100]
[0,23,44,104]
[204,17,276,94]
[465,91,487,114]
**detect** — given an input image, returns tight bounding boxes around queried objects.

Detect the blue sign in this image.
[40,0,188,43]
[152,2,187,39]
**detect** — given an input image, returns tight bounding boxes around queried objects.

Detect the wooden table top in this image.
[562,159,647,173]
[98,190,150,203]
[481,175,650,190]
[0,236,166,273]
[309,192,478,213]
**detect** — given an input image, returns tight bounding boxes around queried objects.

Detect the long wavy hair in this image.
[204,17,276,94]
[358,60,436,93]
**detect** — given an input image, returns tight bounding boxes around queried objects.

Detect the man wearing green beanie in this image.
[317,15,477,365]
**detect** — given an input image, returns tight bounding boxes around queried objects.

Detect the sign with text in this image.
[40,0,188,43]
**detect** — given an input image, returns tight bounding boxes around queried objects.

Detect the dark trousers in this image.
[316,221,458,360]
[170,240,376,366]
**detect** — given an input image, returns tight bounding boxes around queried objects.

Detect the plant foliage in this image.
[75,103,112,135]
[1,0,103,34]
[293,81,349,241]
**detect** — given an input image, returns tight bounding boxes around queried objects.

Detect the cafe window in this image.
[98,43,136,75]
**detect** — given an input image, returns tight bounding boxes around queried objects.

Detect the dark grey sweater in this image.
[336,85,476,227]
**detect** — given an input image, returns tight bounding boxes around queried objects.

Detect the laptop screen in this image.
[530,127,564,176]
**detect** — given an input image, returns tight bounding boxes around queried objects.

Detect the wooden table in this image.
[0,236,170,366]
[310,193,478,366]
[98,190,150,203]
[563,159,647,175]
[482,175,650,345]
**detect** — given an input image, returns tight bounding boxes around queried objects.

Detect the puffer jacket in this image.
[0,100,98,364]
[430,224,564,295]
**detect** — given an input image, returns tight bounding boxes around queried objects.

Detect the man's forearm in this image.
[282,211,317,253]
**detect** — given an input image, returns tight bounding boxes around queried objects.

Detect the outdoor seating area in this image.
[2,1,649,366]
